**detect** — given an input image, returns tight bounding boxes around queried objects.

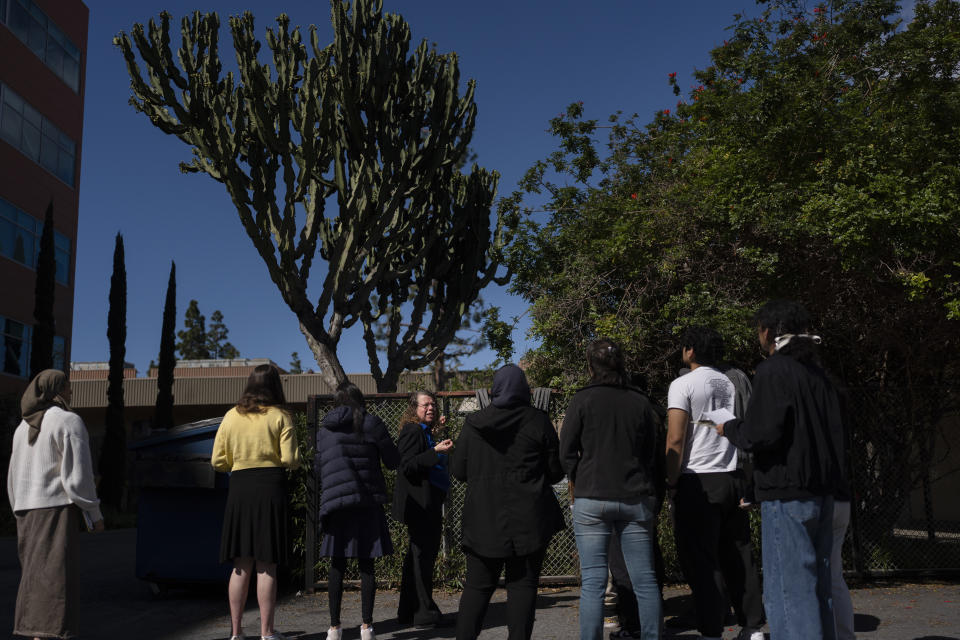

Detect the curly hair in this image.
[399,389,437,428]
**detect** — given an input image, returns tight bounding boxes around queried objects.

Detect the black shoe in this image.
[414,614,452,628]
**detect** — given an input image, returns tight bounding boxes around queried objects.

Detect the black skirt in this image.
[220,467,289,565]
[319,505,394,559]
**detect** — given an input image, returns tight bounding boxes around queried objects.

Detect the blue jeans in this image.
[762,497,836,640]
[573,497,661,640]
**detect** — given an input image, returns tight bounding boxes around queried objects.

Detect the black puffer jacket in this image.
[316,406,400,524]
[450,365,566,557]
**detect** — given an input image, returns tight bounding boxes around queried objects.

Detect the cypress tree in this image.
[30,201,56,377]
[100,233,127,506]
[155,261,176,429]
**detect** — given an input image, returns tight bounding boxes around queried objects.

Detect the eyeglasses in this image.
[417,402,437,408]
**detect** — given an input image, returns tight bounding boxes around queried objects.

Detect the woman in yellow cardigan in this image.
[212,364,301,640]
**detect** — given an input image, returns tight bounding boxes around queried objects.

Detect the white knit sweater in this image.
[6,406,103,524]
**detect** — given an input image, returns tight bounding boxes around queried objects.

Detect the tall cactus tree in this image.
[115,0,512,391]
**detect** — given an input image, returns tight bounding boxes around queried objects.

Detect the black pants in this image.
[455,547,547,640]
[327,556,376,626]
[674,471,764,637]
[398,503,443,623]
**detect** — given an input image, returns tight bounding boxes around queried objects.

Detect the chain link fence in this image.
[300,387,960,590]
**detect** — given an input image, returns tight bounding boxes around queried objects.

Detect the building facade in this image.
[0,0,88,396]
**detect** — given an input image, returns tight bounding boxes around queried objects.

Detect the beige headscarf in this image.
[21,369,71,445]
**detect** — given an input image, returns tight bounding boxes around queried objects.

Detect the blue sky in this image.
[71,1,819,375]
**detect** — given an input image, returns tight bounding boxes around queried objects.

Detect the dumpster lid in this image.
[129,418,222,450]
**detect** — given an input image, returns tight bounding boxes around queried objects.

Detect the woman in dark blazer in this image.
[391,390,453,627]
[451,365,566,640]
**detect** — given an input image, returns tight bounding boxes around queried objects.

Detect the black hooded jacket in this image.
[450,366,566,557]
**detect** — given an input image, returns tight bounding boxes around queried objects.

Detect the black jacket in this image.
[316,406,400,524]
[723,353,845,501]
[559,383,663,500]
[391,421,447,522]
[450,401,566,558]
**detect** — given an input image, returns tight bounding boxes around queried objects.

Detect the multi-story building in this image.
[0,0,88,396]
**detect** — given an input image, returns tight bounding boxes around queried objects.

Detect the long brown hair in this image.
[399,389,436,428]
[236,364,286,414]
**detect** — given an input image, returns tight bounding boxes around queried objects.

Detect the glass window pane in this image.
[5,318,24,338]
[57,149,74,185]
[27,16,45,58]
[13,227,33,264]
[52,335,65,371]
[20,120,40,161]
[0,198,14,222]
[55,248,69,284]
[40,133,58,173]
[0,0,7,25]
[3,333,25,377]
[62,57,79,92]
[0,218,14,258]
[8,1,30,42]
[58,131,74,152]
[0,105,22,147]
[54,231,69,250]
[3,87,23,113]
[45,38,64,77]
[21,102,40,127]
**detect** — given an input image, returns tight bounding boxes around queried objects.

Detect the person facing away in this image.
[559,338,663,640]
[665,326,764,640]
[391,390,454,628]
[450,364,566,640]
[211,363,300,640]
[316,382,400,640]
[716,300,846,640]
[8,369,103,640]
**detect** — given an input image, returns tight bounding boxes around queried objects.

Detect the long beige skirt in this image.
[14,504,81,639]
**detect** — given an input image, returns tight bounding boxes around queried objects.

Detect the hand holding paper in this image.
[700,408,736,426]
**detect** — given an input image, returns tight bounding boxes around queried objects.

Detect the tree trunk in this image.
[299,320,348,392]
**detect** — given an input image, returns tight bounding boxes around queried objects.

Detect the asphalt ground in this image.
[1,529,958,639]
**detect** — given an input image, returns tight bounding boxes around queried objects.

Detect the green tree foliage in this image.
[29,201,56,378]
[155,262,176,429]
[115,0,512,392]
[176,299,209,360]
[206,310,239,359]
[100,233,126,507]
[507,0,960,545]
[289,352,303,374]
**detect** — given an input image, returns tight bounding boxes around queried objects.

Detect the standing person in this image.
[451,364,566,640]
[716,300,845,640]
[212,364,301,640]
[392,390,454,628]
[7,369,104,640]
[316,382,401,640]
[665,326,764,640]
[559,339,663,640]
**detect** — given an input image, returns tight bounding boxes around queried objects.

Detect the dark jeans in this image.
[398,503,443,623]
[455,547,547,640]
[327,556,375,626]
[674,471,764,637]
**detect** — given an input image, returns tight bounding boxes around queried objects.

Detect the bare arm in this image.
[665,408,689,488]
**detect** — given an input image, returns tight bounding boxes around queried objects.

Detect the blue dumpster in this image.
[129,418,231,589]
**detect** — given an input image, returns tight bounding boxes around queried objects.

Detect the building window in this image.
[1,0,81,92]
[52,334,65,371]
[0,196,71,285]
[1,316,30,378]
[0,84,76,186]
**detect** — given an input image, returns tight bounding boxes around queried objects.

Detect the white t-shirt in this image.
[667,366,738,473]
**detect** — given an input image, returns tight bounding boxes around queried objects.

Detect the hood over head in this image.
[491,364,531,409]
[321,405,357,432]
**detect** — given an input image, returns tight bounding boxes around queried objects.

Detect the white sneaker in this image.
[261,633,287,640]
[326,627,342,640]
[749,632,764,640]
[360,626,376,640]
[230,635,246,640]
